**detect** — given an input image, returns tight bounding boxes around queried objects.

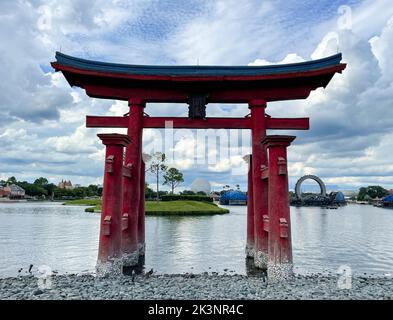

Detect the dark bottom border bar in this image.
[0,300,390,319]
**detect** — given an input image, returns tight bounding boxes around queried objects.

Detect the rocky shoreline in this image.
[0,273,392,300]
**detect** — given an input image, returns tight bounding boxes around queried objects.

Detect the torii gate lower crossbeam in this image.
[86,115,309,130]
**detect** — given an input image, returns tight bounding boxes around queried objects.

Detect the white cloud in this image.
[248,53,305,66]
[208,155,245,173]
[108,100,129,116]
[45,125,98,154]
[370,16,393,81]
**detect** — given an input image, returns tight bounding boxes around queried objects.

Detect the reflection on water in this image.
[0,202,99,277]
[291,205,393,275]
[0,202,393,277]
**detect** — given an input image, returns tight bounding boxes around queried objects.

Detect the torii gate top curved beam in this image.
[51,52,346,103]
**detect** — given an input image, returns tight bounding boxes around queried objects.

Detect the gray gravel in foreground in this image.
[0,273,392,300]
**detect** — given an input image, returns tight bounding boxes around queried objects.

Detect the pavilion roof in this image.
[52,52,344,79]
[51,52,346,103]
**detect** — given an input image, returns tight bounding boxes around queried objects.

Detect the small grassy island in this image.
[63,199,229,216]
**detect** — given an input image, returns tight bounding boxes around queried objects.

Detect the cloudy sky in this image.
[1,0,393,192]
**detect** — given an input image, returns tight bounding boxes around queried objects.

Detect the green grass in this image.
[145,200,229,215]
[62,199,101,206]
[63,199,229,215]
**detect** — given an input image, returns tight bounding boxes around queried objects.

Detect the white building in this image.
[190,178,211,194]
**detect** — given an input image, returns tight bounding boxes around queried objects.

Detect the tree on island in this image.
[148,152,168,201]
[163,167,184,194]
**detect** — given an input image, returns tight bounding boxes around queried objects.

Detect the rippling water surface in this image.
[0,202,393,277]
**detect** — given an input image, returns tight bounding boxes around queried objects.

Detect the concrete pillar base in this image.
[267,262,294,282]
[96,259,123,277]
[138,242,145,256]
[121,251,139,267]
[245,244,255,258]
[254,250,268,269]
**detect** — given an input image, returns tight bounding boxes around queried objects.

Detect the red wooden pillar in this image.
[138,160,146,256]
[249,100,268,269]
[263,135,295,280]
[244,154,254,258]
[97,133,130,275]
[122,98,144,266]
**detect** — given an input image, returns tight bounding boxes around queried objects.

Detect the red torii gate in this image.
[52,52,345,279]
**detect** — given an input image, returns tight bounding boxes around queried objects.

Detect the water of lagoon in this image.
[0,202,393,277]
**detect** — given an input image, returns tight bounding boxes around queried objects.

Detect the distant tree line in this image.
[0,176,102,200]
[357,186,389,201]
[10,174,389,203]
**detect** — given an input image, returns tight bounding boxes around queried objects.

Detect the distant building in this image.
[219,190,247,205]
[382,194,393,207]
[329,191,346,204]
[10,184,25,198]
[190,178,211,195]
[0,186,9,197]
[58,180,74,189]
[0,184,25,198]
[341,190,358,199]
